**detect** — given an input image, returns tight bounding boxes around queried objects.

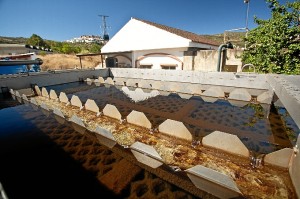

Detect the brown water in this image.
[0,95,199,199]
[45,82,300,154]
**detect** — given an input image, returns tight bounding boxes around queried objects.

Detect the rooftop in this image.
[134,18,219,46]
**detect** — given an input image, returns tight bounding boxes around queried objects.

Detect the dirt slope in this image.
[37,54,102,71]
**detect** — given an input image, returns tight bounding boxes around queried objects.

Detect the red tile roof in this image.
[134,18,219,47]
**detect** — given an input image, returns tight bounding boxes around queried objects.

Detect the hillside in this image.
[0,36,27,44]
[0,32,245,48]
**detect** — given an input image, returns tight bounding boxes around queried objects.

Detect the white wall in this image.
[101,18,192,53]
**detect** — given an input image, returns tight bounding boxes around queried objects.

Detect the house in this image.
[101,18,221,70]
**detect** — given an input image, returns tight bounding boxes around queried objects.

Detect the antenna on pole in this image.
[98,14,109,42]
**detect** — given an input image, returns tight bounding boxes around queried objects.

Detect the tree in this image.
[242,0,300,74]
[26,34,50,48]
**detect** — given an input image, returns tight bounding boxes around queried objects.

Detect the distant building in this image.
[66,35,103,44]
[101,18,243,72]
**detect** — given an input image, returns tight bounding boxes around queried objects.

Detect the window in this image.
[161,64,177,70]
[139,65,152,69]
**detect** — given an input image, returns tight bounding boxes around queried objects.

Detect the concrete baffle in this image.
[49,89,58,100]
[41,87,49,98]
[202,131,249,157]
[158,119,192,141]
[70,95,83,108]
[103,104,122,121]
[127,110,152,129]
[185,165,242,199]
[130,141,163,169]
[59,92,69,104]
[85,99,100,114]
[264,148,293,168]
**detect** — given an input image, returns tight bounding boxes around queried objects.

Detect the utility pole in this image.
[244,0,250,49]
[98,15,109,42]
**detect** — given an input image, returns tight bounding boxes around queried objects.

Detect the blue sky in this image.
[0,0,290,41]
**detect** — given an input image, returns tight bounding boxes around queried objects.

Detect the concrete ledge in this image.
[69,115,85,127]
[30,97,38,105]
[264,148,293,168]
[188,84,202,95]
[85,99,99,114]
[40,103,49,111]
[59,92,69,104]
[228,88,251,101]
[49,89,58,100]
[138,79,152,89]
[53,108,65,118]
[127,110,152,129]
[185,165,242,199]
[257,91,273,104]
[103,104,122,120]
[202,131,249,157]
[130,141,163,169]
[95,126,116,148]
[202,86,224,98]
[41,87,49,98]
[70,95,82,108]
[228,99,249,107]
[158,119,192,141]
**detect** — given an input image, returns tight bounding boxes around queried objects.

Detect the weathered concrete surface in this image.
[158,119,192,141]
[53,108,65,118]
[202,131,249,157]
[185,165,242,199]
[264,148,293,168]
[202,86,224,98]
[228,88,251,101]
[69,115,85,127]
[257,91,273,104]
[266,75,300,129]
[127,110,152,129]
[0,69,109,93]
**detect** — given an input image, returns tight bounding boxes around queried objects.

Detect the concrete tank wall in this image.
[0,69,109,92]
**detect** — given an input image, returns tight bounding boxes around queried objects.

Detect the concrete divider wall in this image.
[110,68,269,91]
[0,69,109,92]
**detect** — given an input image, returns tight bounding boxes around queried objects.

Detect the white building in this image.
[101,18,219,70]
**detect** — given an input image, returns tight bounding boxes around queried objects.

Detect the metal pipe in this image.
[216,42,233,72]
[0,58,43,66]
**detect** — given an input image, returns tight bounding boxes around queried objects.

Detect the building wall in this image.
[105,48,243,72]
[184,49,243,72]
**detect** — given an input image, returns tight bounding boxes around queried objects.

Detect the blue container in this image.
[0,65,28,75]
